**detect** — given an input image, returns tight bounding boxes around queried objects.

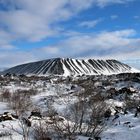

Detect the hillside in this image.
[2,58,138,76]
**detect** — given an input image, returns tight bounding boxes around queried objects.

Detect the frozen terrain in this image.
[0,73,140,139]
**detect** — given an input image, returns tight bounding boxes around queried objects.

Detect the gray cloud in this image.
[0,0,137,67]
[0,29,140,67]
[0,0,135,47]
[34,29,140,60]
[0,0,94,45]
[0,50,36,67]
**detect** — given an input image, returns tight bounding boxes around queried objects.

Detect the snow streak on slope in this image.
[2,58,139,76]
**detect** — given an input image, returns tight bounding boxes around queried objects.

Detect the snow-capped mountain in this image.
[2,58,139,76]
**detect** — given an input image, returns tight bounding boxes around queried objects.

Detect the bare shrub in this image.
[85,98,107,138]
[0,89,11,102]
[33,122,51,140]
[8,90,33,116]
[124,98,140,117]
[48,91,107,139]
[16,88,38,97]
[0,131,12,137]
[124,98,140,111]
[10,118,31,140]
[49,118,76,140]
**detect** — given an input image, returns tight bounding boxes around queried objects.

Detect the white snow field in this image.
[0,73,140,139]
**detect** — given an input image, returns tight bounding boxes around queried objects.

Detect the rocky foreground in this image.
[0,73,140,139]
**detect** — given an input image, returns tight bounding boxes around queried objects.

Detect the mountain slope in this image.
[2,58,138,76]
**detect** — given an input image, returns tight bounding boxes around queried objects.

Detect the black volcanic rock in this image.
[2,58,138,76]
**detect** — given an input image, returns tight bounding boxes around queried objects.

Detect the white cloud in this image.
[0,51,36,67]
[0,0,135,46]
[79,19,102,28]
[134,16,140,19]
[96,0,134,7]
[1,29,140,67]
[0,30,16,49]
[38,29,140,59]
[0,45,15,50]
[0,0,137,67]
[41,47,59,55]
[110,15,118,19]
[0,0,95,44]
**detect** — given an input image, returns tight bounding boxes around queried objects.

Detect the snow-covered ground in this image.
[102,113,140,140]
[0,74,140,139]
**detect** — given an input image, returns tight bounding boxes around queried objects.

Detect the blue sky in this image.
[0,0,140,68]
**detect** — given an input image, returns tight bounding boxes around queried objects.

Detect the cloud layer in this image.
[40,29,140,59]
[0,29,140,67]
[0,0,138,67]
[0,0,135,46]
[0,0,94,46]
